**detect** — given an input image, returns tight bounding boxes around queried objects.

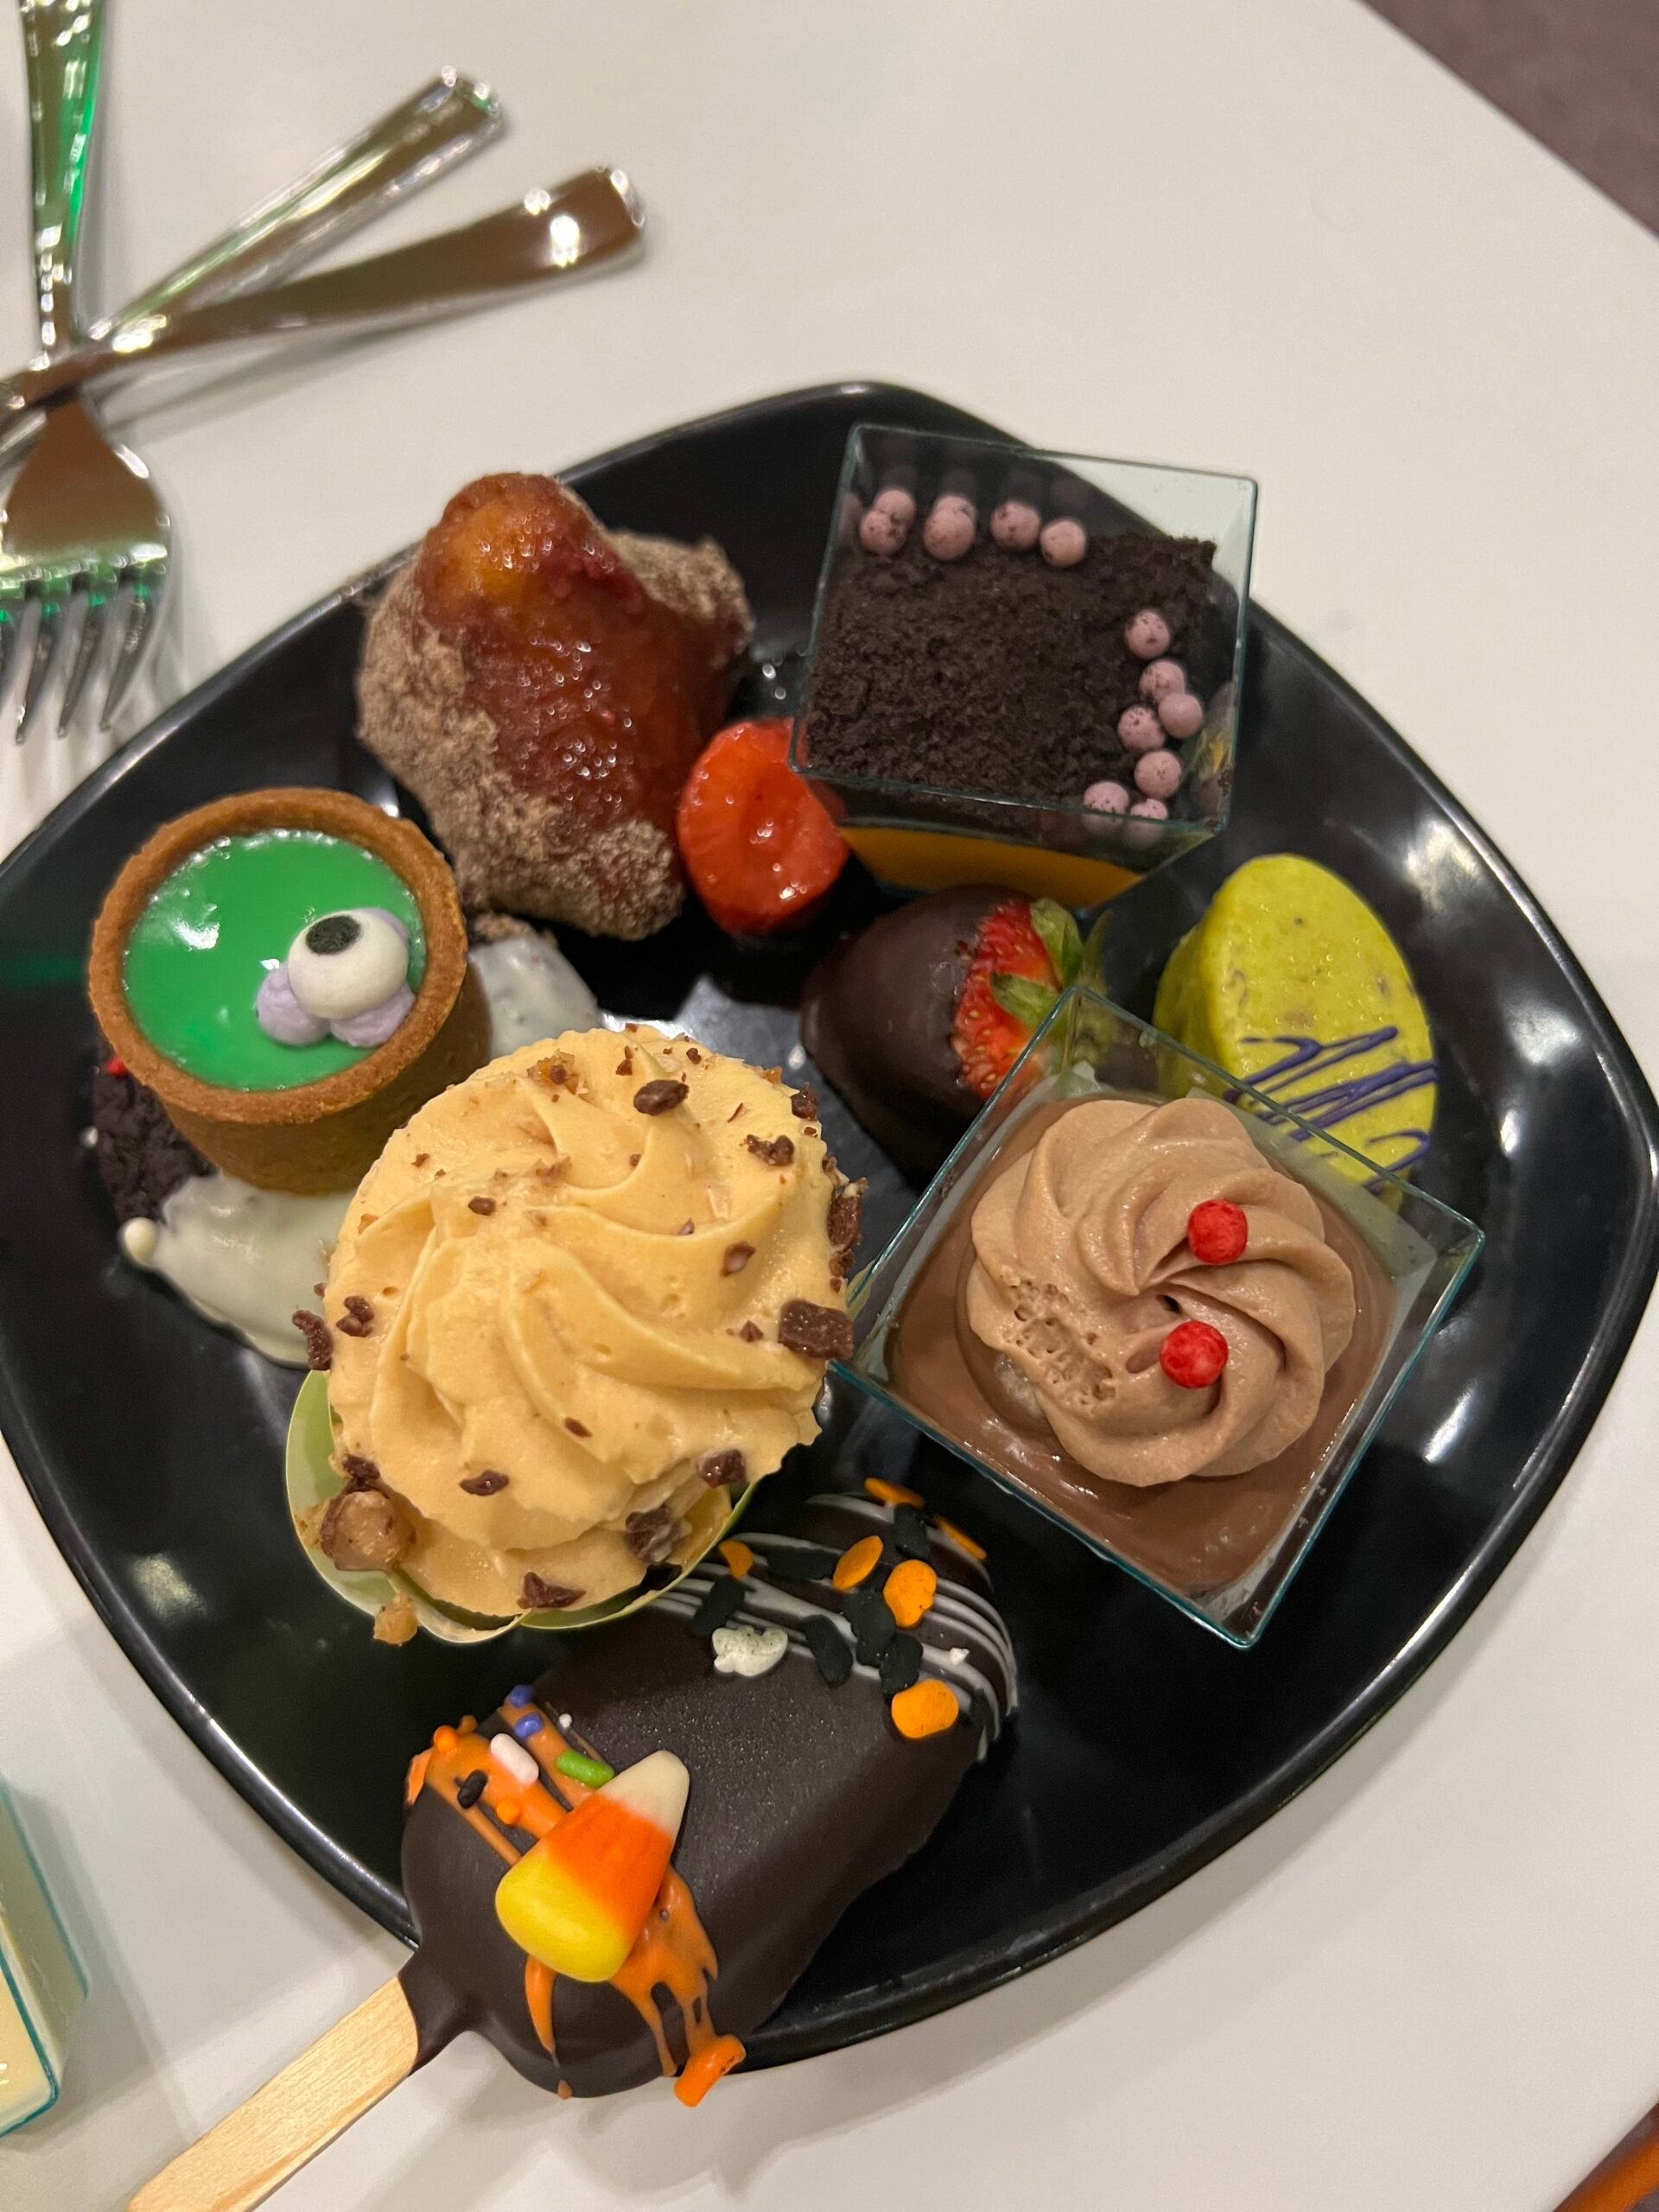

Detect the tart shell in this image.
[88,787,489,1193]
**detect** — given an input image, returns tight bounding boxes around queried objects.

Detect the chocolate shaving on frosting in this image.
[778,1300,855,1360]
[521,1574,584,1611]
[633,1078,689,1116]
[746,1133,795,1168]
[292,1309,332,1370]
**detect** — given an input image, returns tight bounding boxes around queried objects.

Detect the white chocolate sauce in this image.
[118,934,603,1364]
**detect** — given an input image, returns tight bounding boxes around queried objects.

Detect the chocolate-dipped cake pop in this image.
[131,1491,1014,2208]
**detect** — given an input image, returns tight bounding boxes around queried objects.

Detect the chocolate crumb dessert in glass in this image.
[842,987,1482,1644]
[791,428,1256,906]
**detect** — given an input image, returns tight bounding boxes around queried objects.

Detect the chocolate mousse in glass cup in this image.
[841,987,1483,1645]
[791,427,1256,907]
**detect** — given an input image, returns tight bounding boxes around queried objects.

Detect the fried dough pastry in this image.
[357,474,752,939]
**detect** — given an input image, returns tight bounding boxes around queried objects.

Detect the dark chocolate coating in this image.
[399,1494,1014,2098]
[799,887,1005,1180]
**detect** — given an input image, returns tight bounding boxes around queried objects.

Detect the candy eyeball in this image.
[285,907,410,1020]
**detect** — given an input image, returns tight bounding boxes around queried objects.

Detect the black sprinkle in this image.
[455,1770,486,1809]
[843,1585,896,1665]
[879,1634,924,1694]
[690,1576,746,1637]
[776,1544,842,1583]
[802,1613,853,1686]
[892,1505,932,1561]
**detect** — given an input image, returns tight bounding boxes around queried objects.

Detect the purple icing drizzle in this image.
[1230,1028,1437,1174]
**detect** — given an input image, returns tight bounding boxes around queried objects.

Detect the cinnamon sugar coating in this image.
[357,475,752,939]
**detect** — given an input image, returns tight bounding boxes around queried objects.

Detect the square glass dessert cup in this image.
[841,987,1483,1646]
[790,426,1256,908]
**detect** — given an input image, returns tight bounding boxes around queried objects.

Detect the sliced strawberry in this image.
[677,720,849,936]
[950,899,1059,1099]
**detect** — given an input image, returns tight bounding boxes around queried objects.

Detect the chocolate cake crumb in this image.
[460,1470,509,1496]
[828,1179,865,1259]
[626,1506,677,1564]
[340,1452,382,1490]
[292,1310,333,1370]
[778,1300,855,1360]
[738,1320,764,1343]
[633,1077,689,1115]
[685,1046,702,1064]
[879,1632,925,1694]
[893,1504,932,1561]
[615,1048,634,1076]
[690,1574,746,1637]
[336,1294,374,1338]
[745,1133,795,1168]
[467,1195,497,1215]
[564,1417,591,1438]
[90,1057,209,1222]
[722,1242,755,1274]
[698,1447,747,1488]
[521,1574,583,1611]
[790,1085,818,1121]
[802,1612,853,1685]
[807,527,1217,805]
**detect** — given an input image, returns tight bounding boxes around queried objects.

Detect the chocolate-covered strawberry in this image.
[800,887,1098,1179]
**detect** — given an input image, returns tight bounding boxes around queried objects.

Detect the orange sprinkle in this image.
[934,1517,986,1562]
[832,1535,884,1590]
[495,1795,524,1828]
[719,1539,755,1580]
[864,1477,924,1509]
[674,2033,746,2107]
[404,1751,431,1808]
[891,1680,959,1740]
[432,1725,458,1754]
[884,1559,938,1628]
[458,1715,478,1735]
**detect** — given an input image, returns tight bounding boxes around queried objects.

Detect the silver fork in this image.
[1,48,503,743]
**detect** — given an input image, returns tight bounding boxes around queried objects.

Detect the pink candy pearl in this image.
[859,505,907,556]
[1138,658,1185,703]
[1157,690,1204,740]
[1135,749,1183,800]
[1129,797,1169,821]
[923,495,976,561]
[1116,704,1162,752]
[1124,608,1172,659]
[991,500,1041,550]
[873,486,917,525]
[1083,779,1131,815]
[1039,518,1088,569]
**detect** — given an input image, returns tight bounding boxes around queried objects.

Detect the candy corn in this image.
[494,1751,689,1983]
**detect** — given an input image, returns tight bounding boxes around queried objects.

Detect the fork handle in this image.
[102,69,503,332]
[21,0,105,350]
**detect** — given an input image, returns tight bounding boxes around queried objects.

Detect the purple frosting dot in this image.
[255,964,328,1047]
[1139,658,1185,703]
[990,500,1041,550]
[1135,749,1183,800]
[1124,608,1172,659]
[1117,704,1163,753]
[1158,690,1204,741]
[1083,780,1131,815]
[1039,518,1088,569]
[505,1685,536,1707]
[512,1712,545,1742]
[330,982,414,1049]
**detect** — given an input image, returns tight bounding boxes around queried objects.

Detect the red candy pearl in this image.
[1160,1319,1229,1389]
[102,1055,127,1077]
[1187,1198,1248,1265]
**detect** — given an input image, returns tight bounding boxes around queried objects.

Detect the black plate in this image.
[1,385,1655,2069]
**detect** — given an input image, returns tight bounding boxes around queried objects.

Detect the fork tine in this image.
[56,582,113,738]
[18,590,72,743]
[95,570,163,734]
[1,593,37,742]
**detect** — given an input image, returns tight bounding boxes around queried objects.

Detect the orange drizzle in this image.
[524,1959,556,2056]
[675,2033,746,2107]
[416,1705,732,2095]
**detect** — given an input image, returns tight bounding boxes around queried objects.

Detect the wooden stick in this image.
[129,1975,421,2212]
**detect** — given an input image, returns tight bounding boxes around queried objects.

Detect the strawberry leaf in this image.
[989,974,1059,1030]
[1078,910,1112,987]
[1030,899,1083,988]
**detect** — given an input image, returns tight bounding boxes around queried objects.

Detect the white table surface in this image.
[3,3,1658,2206]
